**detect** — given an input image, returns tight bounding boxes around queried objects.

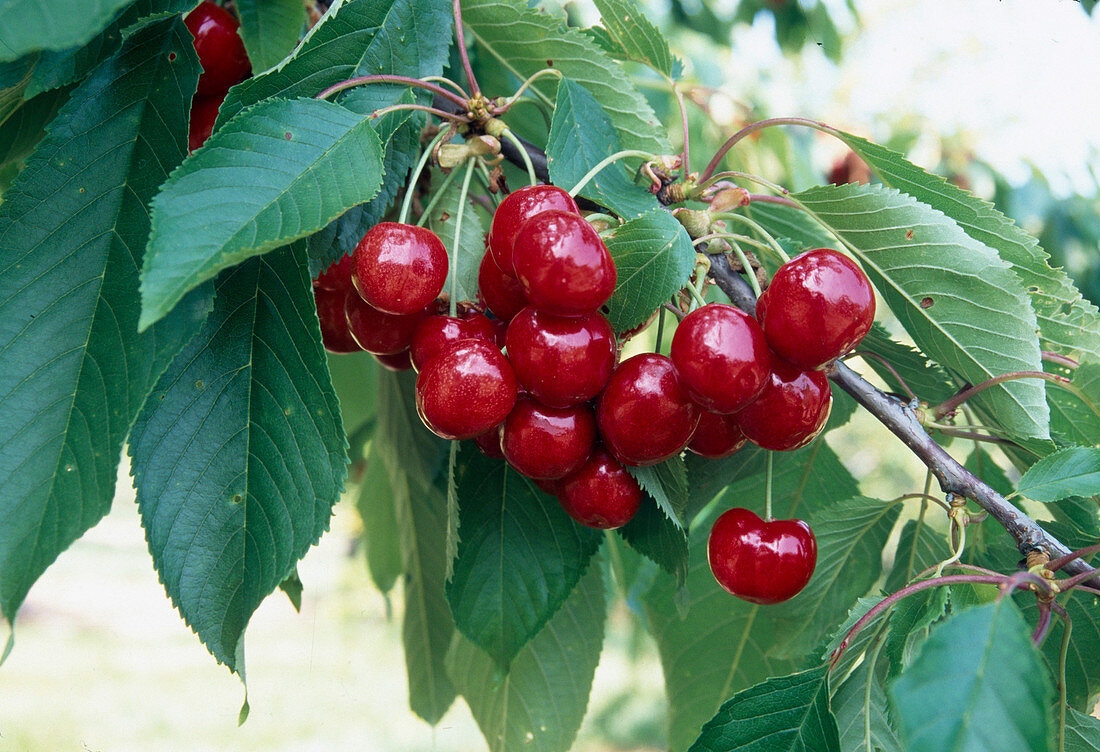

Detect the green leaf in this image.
[687,665,841,752]
[856,322,956,405]
[0,0,133,62]
[0,84,67,173]
[644,525,799,751]
[831,658,903,752]
[373,369,456,723]
[219,0,452,124]
[888,600,1053,752]
[881,586,949,679]
[129,244,345,671]
[746,201,835,251]
[616,497,688,585]
[447,561,607,752]
[885,518,953,593]
[592,0,675,76]
[1016,447,1100,502]
[769,497,901,658]
[545,78,658,219]
[795,183,1050,445]
[236,0,306,72]
[140,97,385,329]
[355,447,402,595]
[1066,707,1100,751]
[446,445,602,668]
[325,350,377,456]
[0,17,208,626]
[822,596,888,683]
[601,208,695,332]
[1020,590,1100,710]
[831,129,1100,364]
[1049,359,1100,447]
[626,455,689,528]
[426,167,490,305]
[463,0,670,157]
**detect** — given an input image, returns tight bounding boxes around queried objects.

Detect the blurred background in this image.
[1,0,1097,749]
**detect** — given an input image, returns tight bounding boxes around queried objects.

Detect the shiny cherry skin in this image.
[313,254,354,293]
[409,312,498,371]
[688,411,748,459]
[756,248,875,370]
[353,222,449,315]
[557,447,642,529]
[707,507,817,604]
[344,290,428,355]
[670,304,771,414]
[473,425,504,459]
[188,93,225,151]
[415,340,518,440]
[736,359,832,451]
[597,353,700,466]
[373,349,412,371]
[513,210,616,316]
[477,250,529,323]
[488,185,579,277]
[314,287,360,353]
[505,307,616,407]
[184,1,251,96]
[501,398,597,480]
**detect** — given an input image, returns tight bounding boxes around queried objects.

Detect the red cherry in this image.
[557,447,642,529]
[688,411,747,459]
[344,290,428,355]
[352,222,449,315]
[505,307,616,407]
[415,340,518,440]
[188,93,225,151]
[373,349,412,371]
[596,353,700,466]
[670,303,771,413]
[409,312,498,371]
[488,185,579,277]
[501,398,597,480]
[313,254,354,292]
[707,507,817,604]
[532,477,562,496]
[489,317,508,348]
[184,1,251,96]
[513,210,616,316]
[315,287,360,353]
[756,248,875,370]
[477,250,529,323]
[473,426,504,459]
[736,359,832,451]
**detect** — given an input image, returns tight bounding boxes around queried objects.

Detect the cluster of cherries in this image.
[313,177,876,605]
[183,1,252,152]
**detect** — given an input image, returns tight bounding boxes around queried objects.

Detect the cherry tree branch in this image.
[707,253,1094,578]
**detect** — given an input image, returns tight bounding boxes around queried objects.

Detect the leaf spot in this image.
[168,52,177,61]
[231,493,243,504]
[546,59,553,66]
[905,229,914,239]
[920,296,934,309]
[195,379,204,389]
[285,132,293,140]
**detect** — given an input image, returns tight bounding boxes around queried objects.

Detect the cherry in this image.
[184,1,251,96]
[313,254,354,293]
[688,411,748,459]
[353,222,449,316]
[488,185,579,277]
[670,303,771,414]
[505,307,616,407]
[513,210,616,316]
[596,353,700,466]
[477,250,529,323]
[473,426,504,459]
[373,349,412,371]
[707,507,817,604]
[532,477,562,496]
[557,447,642,529]
[188,93,225,152]
[344,290,429,355]
[415,340,518,440]
[409,311,497,371]
[314,287,361,354]
[501,398,597,480]
[755,248,875,371]
[736,359,832,451]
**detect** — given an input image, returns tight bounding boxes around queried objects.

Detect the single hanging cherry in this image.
[708,507,817,604]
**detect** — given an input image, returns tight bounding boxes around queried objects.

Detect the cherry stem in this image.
[501,128,537,187]
[843,350,919,401]
[933,509,967,578]
[1047,542,1100,572]
[747,193,801,209]
[494,69,562,113]
[1056,566,1100,591]
[713,212,790,263]
[473,161,500,206]
[448,159,478,316]
[567,150,657,199]
[668,77,691,180]
[415,167,460,228]
[400,130,451,225]
[1054,601,1072,752]
[1043,351,1080,370]
[452,0,481,97]
[694,231,772,260]
[698,169,791,199]
[726,240,762,297]
[930,427,1027,449]
[655,307,667,353]
[314,74,469,108]
[891,492,952,513]
[421,75,470,100]
[700,115,842,183]
[1033,601,1053,645]
[764,452,774,522]
[932,371,1073,420]
[371,103,469,122]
